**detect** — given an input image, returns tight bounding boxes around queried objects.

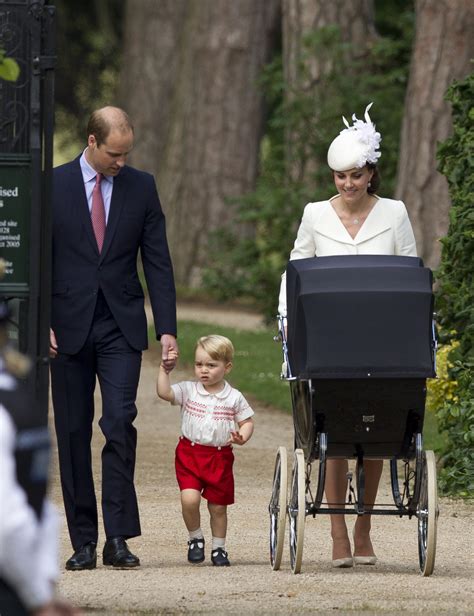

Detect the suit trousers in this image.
[51,291,142,550]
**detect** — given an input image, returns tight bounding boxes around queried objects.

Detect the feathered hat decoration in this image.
[327,102,382,171]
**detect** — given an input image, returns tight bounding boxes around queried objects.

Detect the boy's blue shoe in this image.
[187,538,205,563]
[211,547,230,566]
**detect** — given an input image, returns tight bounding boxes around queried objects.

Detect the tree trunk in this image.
[120,0,280,286]
[395,0,474,269]
[282,0,377,186]
[283,0,376,84]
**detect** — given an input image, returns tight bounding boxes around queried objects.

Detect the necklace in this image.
[350,202,374,225]
[335,196,375,227]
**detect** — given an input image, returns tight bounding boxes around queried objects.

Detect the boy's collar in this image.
[196,381,231,398]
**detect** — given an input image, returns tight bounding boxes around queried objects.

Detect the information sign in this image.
[0,164,30,287]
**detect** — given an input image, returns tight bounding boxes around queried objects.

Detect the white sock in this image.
[212,537,226,550]
[189,528,204,541]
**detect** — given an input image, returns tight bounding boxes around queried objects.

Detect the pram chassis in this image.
[269,267,439,577]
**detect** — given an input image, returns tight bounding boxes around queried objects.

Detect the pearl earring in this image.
[368,181,371,187]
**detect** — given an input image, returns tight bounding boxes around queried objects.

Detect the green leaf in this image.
[0,57,20,82]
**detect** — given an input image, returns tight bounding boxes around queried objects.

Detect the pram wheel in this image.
[269,446,288,570]
[289,449,306,574]
[276,255,437,575]
[417,450,438,576]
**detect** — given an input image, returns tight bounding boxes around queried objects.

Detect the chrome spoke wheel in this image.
[288,449,306,574]
[417,450,438,576]
[269,446,288,570]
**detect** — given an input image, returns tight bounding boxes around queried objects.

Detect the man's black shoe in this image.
[103,537,140,568]
[211,547,230,566]
[65,542,97,571]
[187,537,205,563]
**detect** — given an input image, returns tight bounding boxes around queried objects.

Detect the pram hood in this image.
[286,255,435,379]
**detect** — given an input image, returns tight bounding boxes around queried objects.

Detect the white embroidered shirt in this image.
[171,381,254,447]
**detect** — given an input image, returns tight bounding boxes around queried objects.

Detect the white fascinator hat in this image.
[327,102,382,172]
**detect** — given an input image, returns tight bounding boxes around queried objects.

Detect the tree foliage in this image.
[435,70,474,497]
[203,4,415,321]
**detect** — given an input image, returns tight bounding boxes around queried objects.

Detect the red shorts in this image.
[175,436,235,505]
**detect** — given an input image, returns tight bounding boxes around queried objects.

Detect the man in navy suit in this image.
[50,106,178,570]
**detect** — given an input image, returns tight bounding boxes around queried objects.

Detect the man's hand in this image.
[160,334,178,372]
[160,349,178,374]
[49,328,58,358]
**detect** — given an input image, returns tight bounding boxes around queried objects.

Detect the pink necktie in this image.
[91,173,106,252]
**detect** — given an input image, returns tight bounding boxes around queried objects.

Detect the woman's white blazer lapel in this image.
[316,199,391,247]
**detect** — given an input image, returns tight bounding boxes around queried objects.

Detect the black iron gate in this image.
[0,0,55,423]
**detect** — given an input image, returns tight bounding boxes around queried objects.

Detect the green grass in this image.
[151,319,443,450]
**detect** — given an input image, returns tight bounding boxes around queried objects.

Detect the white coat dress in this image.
[278,196,417,316]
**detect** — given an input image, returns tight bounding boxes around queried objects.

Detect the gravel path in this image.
[49,305,474,615]
[176,302,266,331]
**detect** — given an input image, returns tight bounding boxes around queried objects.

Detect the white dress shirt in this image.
[171,381,254,447]
[80,149,114,223]
[0,380,59,610]
[278,196,417,315]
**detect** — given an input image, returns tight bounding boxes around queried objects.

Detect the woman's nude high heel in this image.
[332,536,353,568]
[332,557,354,568]
[353,555,377,565]
[353,528,377,565]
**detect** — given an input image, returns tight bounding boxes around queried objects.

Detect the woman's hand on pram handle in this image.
[275,315,288,342]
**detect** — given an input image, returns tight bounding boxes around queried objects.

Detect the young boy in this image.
[157,335,254,566]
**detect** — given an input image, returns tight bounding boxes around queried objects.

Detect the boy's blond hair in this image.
[196,335,234,364]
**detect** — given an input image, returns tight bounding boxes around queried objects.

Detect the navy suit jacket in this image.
[51,156,177,355]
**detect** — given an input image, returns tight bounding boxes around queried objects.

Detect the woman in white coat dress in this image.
[278,104,417,568]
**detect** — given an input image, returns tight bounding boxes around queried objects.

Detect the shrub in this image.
[426,340,459,414]
[435,71,474,497]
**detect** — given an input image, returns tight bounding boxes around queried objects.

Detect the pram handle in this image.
[277,315,296,380]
